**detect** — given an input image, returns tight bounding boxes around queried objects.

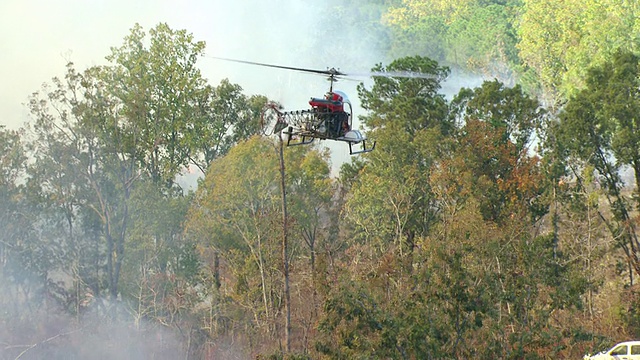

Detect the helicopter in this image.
[211,57,376,155]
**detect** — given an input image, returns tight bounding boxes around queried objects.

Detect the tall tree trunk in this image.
[278,134,291,353]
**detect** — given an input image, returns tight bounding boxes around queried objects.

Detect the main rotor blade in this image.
[209,56,439,81]
[350,70,440,80]
[209,56,346,77]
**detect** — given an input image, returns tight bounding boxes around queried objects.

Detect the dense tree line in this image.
[2,16,640,359]
[334,0,640,107]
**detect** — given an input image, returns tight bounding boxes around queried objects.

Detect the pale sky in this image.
[1,0,382,168]
[1,0,174,128]
[0,1,483,171]
[0,0,369,126]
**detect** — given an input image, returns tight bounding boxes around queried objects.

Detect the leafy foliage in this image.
[345,56,449,257]
[7,12,640,357]
[449,80,547,222]
[553,50,640,280]
[384,0,521,80]
[518,0,640,102]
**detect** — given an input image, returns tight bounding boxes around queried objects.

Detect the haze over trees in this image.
[2,1,640,358]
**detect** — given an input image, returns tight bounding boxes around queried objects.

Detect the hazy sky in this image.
[2,0,385,167]
[1,0,484,171]
[2,0,174,129]
[0,0,371,124]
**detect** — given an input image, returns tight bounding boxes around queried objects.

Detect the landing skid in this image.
[348,139,376,155]
[284,127,315,147]
[286,135,315,147]
[284,130,375,155]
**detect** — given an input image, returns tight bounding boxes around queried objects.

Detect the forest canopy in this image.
[2,1,640,357]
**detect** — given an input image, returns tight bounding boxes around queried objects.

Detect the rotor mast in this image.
[325,67,342,93]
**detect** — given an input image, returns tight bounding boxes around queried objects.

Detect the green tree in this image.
[27,63,133,301]
[190,136,281,328]
[317,55,452,357]
[320,75,585,358]
[517,0,639,103]
[553,50,640,279]
[0,126,28,253]
[185,136,335,352]
[190,80,265,173]
[432,80,588,358]
[448,80,546,222]
[384,0,521,79]
[287,148,332,274]
[102,23,209,185]
[121,179,198,330]
[0,126,40,306]
[23,23,253,304]
[346,55,449,256]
